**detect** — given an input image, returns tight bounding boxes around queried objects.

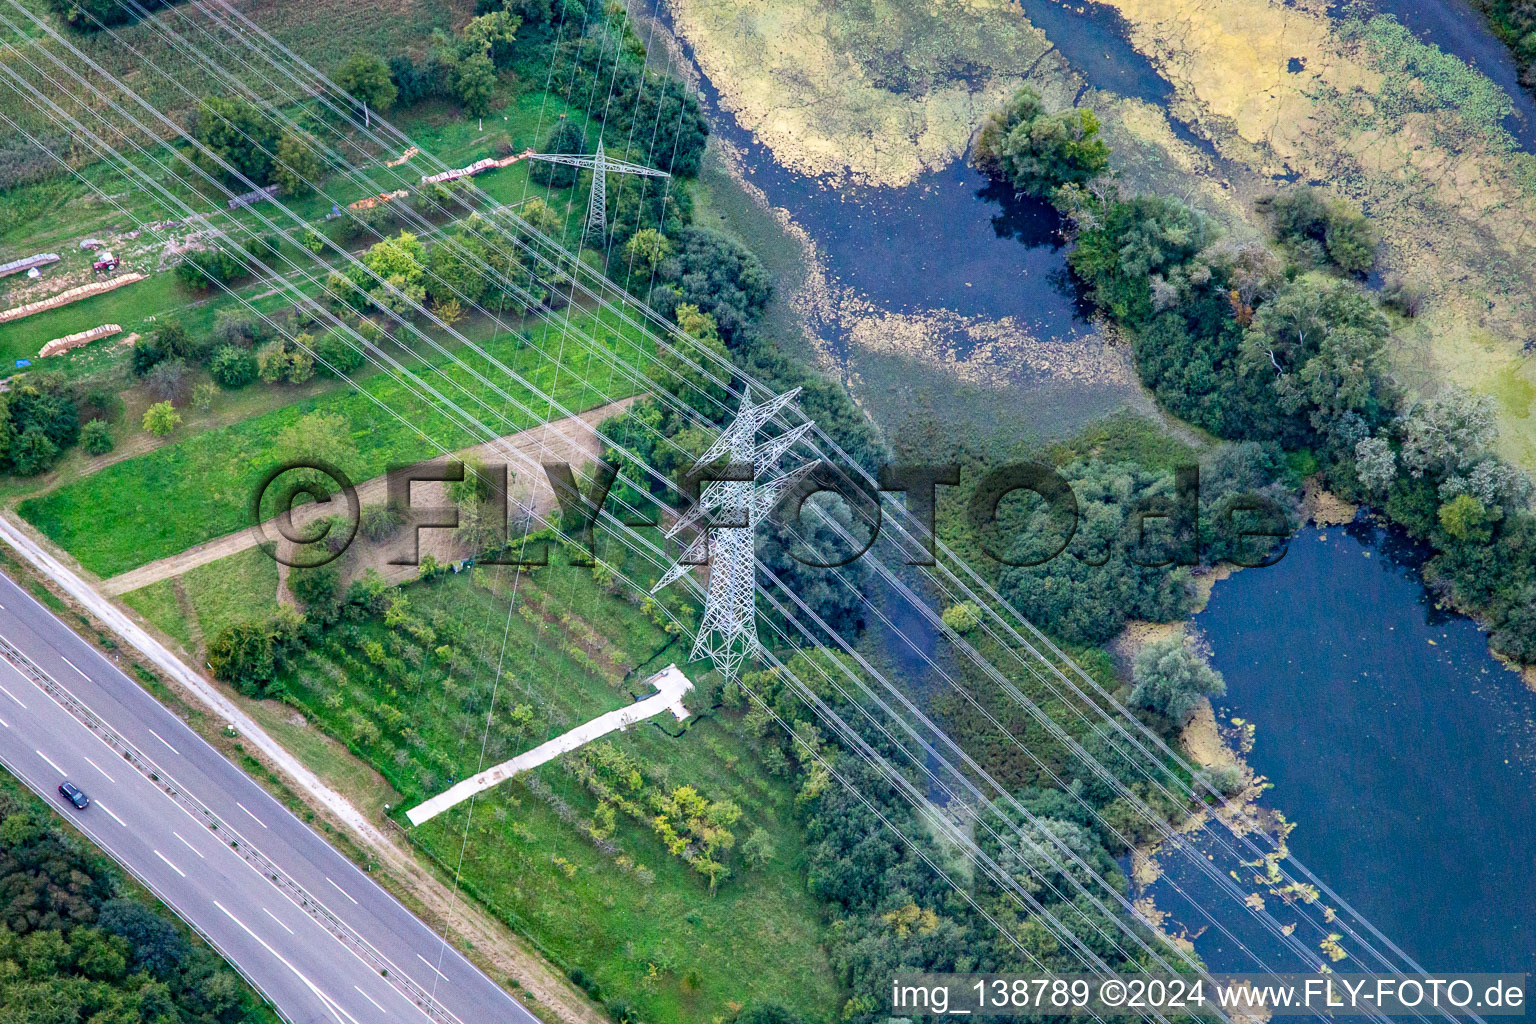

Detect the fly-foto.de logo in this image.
[249,458,1293,571]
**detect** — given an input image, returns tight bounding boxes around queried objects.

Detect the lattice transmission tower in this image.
[651,388,815,683]
[527,139,671,238]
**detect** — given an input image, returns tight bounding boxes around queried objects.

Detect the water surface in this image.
[1155,523,1536,973]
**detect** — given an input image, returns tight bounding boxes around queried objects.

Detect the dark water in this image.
[711,112,1093,345]
[649,2,1101,357]
[1154,523,1536,973]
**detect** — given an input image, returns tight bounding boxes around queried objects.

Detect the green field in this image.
[127,547,841,1023]
[21,311,649,577]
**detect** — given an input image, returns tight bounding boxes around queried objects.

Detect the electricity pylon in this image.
[652,388,815,683]
[527,139,671,239]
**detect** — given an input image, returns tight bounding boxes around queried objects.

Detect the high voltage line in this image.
[0,4,1425,1007]
[3,2,1425,1000]
[0,2,1462,1019]
[0,33,1194,1012]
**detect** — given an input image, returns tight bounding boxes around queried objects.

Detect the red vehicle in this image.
[92,251,120,273]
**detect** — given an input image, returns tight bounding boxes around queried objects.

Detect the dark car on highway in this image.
[58,780,89,810]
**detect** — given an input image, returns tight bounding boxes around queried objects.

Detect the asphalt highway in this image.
[0,570,540,1024]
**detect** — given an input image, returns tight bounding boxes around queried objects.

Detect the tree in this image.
[256,337,316,385]
[1397,388,1498,482]
[209,345,258,389]
[622,228,672,271]
[10,427,58,475]
[996,815,1114,902]
[192,95,278,184]
[336,52,397,113]
[176,247,242,290]
[141,401,181,437]
[529,119,587,187]
[448,49,497,115]
[1258,185,1377,275]
[208,620,276,695]
[518,196,563,237]
[1068,195,1211,328]
[314,331,367,377]
[740,827,776,869]
[153,317,195,360]
[1353,435,1397,494]
[1438,493,1494,543]
[654,227,773,346]
[1129,637,1226,724]
[79,419,114,456]
[273,129,325,195]
[275,411,358,475]
[941,601,983,634]
[974,86,1110,199]
[363,231,427,284]
[145,358,189,404]
[289,565,341,620]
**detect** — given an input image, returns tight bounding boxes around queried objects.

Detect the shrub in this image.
[1129,637,1226,724]
[973,85,1110,199]
[10,427,59,476]
[175,246,242,290]
[192,381,218,412]
[80,419,114,456]
[142,401,181,437]
[208,345,257,389]
[145,358,190,404]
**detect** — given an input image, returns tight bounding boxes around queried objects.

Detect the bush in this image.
[973,86,1110,199]
[1129,637,1226,724]
[175,246,243,290]
[1258,186,1377,275]
[10,427,59,476]
[80,419,114,456]
[208,345,257,389]
[145,358,190,404]
[142,401,182,437]
[314,331,367,377]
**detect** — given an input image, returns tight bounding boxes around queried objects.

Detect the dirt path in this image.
[102,399,634,597]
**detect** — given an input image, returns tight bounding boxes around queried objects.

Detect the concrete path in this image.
[407,664,693,826]
[100,398,634,596]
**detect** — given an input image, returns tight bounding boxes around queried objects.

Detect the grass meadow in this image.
[20,310,650,577]
[125,547,841,1023]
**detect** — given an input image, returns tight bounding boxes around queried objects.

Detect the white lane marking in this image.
[416,953,450,982]
[35,749,65,775]
[146,727,179,754]
[353,986,387,1014]
[0,713,8,728]
[263,907,295,935]
[153,850,186,878]
[214,902,364,1024]
[95,800,127,827]
[236,801,267,828]
[0,682,26,708]
[61,656,88,680]
[173,830,205,859]
[83,755,115,783]
[326,877,359,905]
